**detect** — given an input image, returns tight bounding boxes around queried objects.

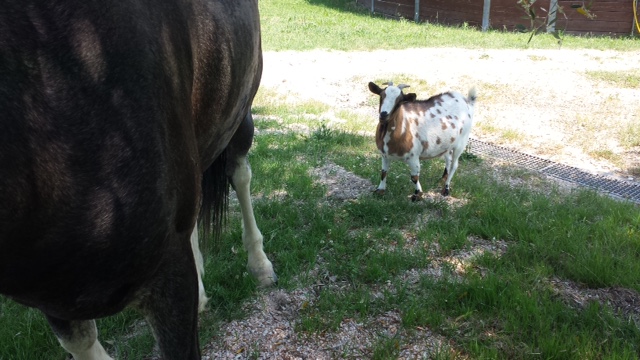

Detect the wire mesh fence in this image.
[467,138,640,204]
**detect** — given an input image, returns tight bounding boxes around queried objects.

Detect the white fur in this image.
[55,320,113,360]
[380,86,402,116]
[232,156,277,287]
[190,226,209,312]
[374,86,477,197]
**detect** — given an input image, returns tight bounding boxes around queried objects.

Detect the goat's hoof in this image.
[411,192,424,202]
[440,187,450,197]
[373,189,386,195]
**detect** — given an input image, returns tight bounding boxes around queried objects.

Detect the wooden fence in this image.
[355,0,640,37]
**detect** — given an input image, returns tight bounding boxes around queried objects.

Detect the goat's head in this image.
[368,81,417,123]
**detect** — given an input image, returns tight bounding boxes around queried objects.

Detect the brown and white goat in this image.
[368,81,477,199]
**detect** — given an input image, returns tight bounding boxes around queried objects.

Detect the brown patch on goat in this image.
[441,120,447,130]
[380,169,387,181]
[421,140,429,150]
[430,113,436,118]
[375,122,386,152]
[450,137,456,143]
[459,127,463,134]
[451,122,456,129]
[411,175,419,184]
[436,137,441,145]
[385,109,414,156]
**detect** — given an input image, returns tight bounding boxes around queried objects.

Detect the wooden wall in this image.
[559,0,636,36]
[356,0,639,37]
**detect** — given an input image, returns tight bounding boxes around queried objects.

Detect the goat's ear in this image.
[368,82,382,95]
[404,93,417,102]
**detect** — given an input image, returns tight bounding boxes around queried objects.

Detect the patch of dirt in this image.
[548,277,640,328]
[203,287,450,359]
[308,162,372,200]
[260,48,640,182]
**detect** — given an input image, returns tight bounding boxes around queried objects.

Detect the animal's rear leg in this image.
[226,113,277,287]
[190,225,209,312]
[231,155,277,287]
[46,316,113,360]
[442,147,464,196]
[138,244,200,360]
[440,151,452,184]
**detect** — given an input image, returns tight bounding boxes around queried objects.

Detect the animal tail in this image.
[467,87,478,104]
[199,149,229,249]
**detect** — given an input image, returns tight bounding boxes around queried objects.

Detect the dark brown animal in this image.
[0,0,275,359]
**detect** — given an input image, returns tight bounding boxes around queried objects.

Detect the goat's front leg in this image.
[407,157,424,201]
[374,155,390,195]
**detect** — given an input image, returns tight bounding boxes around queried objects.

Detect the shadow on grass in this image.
[305,0,369,14]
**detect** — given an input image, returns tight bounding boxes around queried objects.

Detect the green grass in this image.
[260,0,640,51]
[585,69,640,88]
[2,100,639,360]
[2,1,640,358]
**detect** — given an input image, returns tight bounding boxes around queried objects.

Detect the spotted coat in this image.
[369,82,477,199]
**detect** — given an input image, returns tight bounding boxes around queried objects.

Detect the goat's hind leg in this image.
[442,147,463,196]
[46,316,113,360]
[440,151,451,185]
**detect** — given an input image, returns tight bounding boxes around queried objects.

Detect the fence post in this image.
[482,0,491,31]
[415,0,420,23]
[547,0,558,33]
[371,0,374,13]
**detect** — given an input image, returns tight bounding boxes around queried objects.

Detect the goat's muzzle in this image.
[379,111,389,122]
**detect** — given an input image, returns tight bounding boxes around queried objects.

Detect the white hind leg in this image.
[232,156,277,287]
[46,317,113,360]
[442,147,464,196]
[190,225,209,312]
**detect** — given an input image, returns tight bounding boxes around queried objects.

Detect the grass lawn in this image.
[1,0,639,359]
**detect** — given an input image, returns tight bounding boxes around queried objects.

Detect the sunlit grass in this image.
[585,69,640,88]
[260,0,640,52]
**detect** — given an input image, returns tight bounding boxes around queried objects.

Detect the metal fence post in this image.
[415,0,420,23]
[547,0,558,32]
[482,0,491,31]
